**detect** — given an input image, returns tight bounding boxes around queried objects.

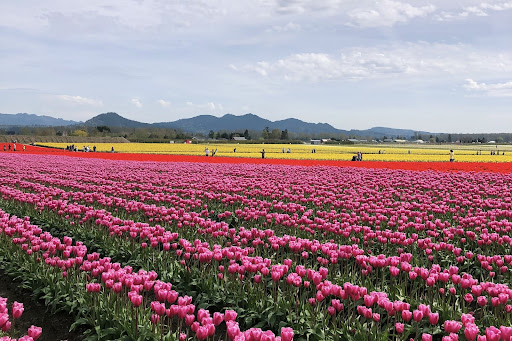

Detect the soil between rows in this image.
[0,269,84,341]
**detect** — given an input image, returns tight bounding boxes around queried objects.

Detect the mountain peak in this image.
[84,112,151,128]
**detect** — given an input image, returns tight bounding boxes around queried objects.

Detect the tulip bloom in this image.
[281,327,294,341]
[12,302,24,319]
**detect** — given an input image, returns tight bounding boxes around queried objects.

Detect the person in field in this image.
[205,147,209,156]
[261,149,265,159]
[450,150,454,162]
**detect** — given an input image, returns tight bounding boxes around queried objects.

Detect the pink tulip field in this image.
[1,152,512,340]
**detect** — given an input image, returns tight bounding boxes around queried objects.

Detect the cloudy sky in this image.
[1,0,511,133]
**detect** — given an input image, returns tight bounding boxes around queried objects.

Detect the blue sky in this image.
[1,0,511,133]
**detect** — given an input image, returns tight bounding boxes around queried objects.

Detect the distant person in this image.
[205,147,209,156]
[282,148,285,153]
[261,149,265,159]
[93,146,96,152]
[233,148,236,153]
[22,145,25,151]
[287,148,291,153]
[450,150,454,162]
[352,155,357,161]
[3,145,5,151]
[8,144,11,151]
[13,144,16,151]
[111,146,114,153]
[408,149,411,154]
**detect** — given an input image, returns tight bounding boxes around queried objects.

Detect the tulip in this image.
[444,320,462,333]
[281,327,294,341]
[225,310,238,321]
[486,326,501,341]
[428,312,439,325]
[464,324,479,341]
[477,296,487,307]
[402,309,412,322]
[28,325,43,340]
[12,302,24,319]
[422,333,433,341]
[413,309,423,322]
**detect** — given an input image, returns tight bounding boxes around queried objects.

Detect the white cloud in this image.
[348,0,436,28]
[464,79,512,97]
[437,1,512,21]
[234,43,512,82]
[131,98,142,108]
[158,99,171,107]
[266,22,301,33]
[480,1,512,11]
[186,101,223,112]
[261,0,345,15]
[53,94,103,106]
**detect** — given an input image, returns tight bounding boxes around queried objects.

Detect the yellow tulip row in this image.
[37,142,512,162]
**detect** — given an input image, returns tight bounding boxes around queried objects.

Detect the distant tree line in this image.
[0,125,192,142]
[2,125,512,144]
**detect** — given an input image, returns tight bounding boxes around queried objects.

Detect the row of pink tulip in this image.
[0,209,294,340]
[3,171,509,334]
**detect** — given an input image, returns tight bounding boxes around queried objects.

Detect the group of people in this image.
[2,144,24,151]
[204,147,218,156]
[352,151,363,161]
[65,145,114,152]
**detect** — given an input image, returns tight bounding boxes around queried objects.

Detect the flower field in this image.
[35,142,512,163]
[2,152,512,340]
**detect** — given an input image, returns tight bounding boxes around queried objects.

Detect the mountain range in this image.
[0,112,432,138]
[0,113,78,126]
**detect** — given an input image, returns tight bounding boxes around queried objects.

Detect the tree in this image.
[244,129,250,140]
[70,129,88,137]
[96,125,111,133]
[269,129,281,140]
[280,129,289,140]
[448,134,452,143]
[208,130,215,139]
[261,127,270,139]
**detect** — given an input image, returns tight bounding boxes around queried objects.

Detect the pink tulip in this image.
[413,309,424,322]
[27,325,43,340]
[395,322,404,333]
[464,324,480,341]
[130,294,143,307]
[477,296,487,307]
[225,310,238,322]
[402,310,412,322]
[444,320,462,333]
[12,302,24,319]
[428,312,439,325]
[422,333,433,341]
[281,327,294,341]
[486,326,501,341]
